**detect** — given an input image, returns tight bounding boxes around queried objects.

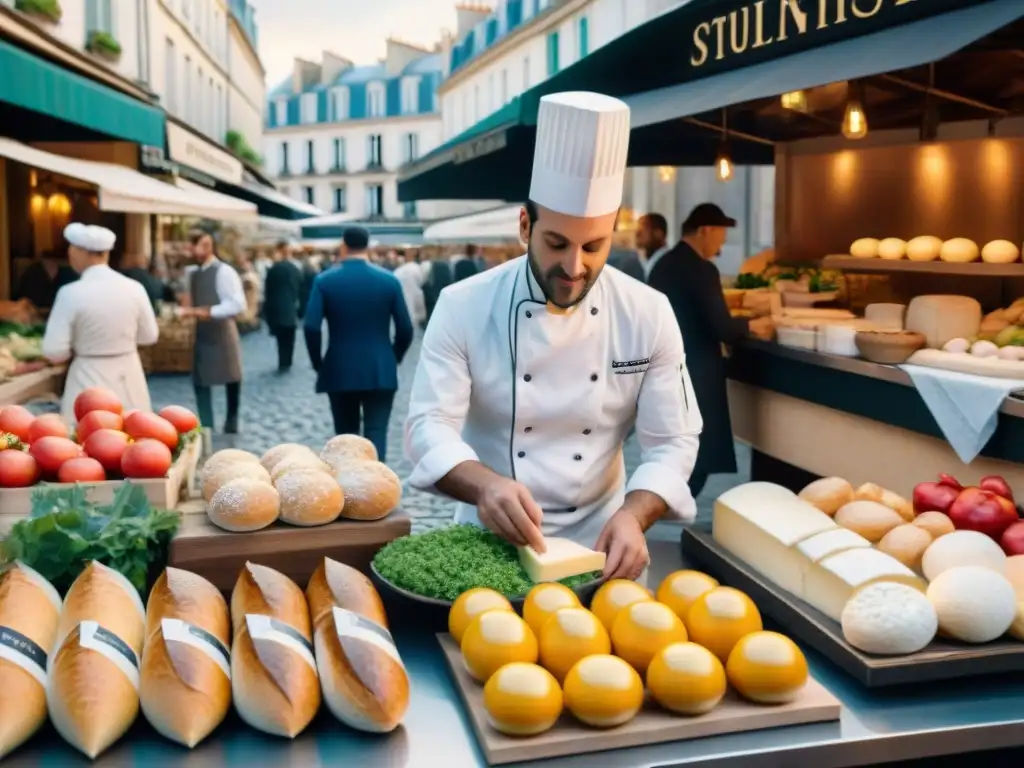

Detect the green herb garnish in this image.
[373,524,600,601]
[734,273,769,289]
[0,483,180,594]
[172,427,202,461]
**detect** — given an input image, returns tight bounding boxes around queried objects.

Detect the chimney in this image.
[292,58,321,93]
[455,3,492,39]
[385,37,430,76]
[437,29,455,78]
[321,51,352,85]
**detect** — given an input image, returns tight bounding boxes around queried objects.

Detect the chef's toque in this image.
[64,223,117,253]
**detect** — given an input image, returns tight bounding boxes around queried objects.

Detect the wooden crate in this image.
[0,366,65,406]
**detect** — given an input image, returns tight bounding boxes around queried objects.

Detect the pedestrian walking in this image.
[262,240,303,372]
[393,258,427,327]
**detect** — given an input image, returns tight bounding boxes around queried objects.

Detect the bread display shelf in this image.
[682,528,1024,688]
[821,255,1024,277]
[169,510,412,592]
[437,633,840,766]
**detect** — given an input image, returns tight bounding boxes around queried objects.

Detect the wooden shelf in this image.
[822,255,1024,277]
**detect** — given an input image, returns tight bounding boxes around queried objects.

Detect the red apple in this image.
[912,481,960,515]
[1001,521,1024,556]
[947,487,1020,540]
[938,473,963,491]
[980,475,1014,503]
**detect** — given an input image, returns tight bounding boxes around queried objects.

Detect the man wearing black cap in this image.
[648,203,773,501]
[303,226,414,460]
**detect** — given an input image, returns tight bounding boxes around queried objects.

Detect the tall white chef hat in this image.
[64,223,116,253]
[528,91,631,219]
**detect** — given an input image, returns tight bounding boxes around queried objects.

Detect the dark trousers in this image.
[272,326,296,370]
[195,382,241,431]
[327,389,395,462]
[689,471,709,499]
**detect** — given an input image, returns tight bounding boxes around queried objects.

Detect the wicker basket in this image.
[140,318,195,374]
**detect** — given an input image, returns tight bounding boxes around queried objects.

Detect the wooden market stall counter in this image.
[727,340,1024,498]
[0,364,65,405]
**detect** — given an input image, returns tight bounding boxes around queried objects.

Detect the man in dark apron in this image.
[182,232,245,435]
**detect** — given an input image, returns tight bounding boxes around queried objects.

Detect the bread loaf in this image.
[141,568,231,747]
[798,477,853,516]
[276,469,344,526]
[0,562,62,758]
[306,558,410,732]
[334,461,402,521]
[230,563,319,737]
[202,449,260,479]
[321,434,378,471]
[48,561,146,758]
[261,443,319,474]
[202,461,272,502]
[208,478,280,532]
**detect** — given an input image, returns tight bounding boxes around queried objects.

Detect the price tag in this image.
[0,625,47,687]
[161,618,230,679]
[77,620,140,691]
[245,614,316,673]
[332,607,405,670]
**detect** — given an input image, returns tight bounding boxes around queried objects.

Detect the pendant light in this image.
[841,82,868,140]
[715,109,734,182]
[780,90,808,112]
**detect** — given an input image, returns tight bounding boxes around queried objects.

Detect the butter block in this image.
[803,548,925,622]
[519,538,606,583]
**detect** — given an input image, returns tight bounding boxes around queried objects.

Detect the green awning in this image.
[0,40,165,146]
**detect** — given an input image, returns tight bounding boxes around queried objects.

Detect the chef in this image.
[42,223,159,423]
[405,92,702,582]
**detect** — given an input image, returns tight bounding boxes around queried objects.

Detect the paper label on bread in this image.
[76,620,140,691]
[161,618,231,679]
[332,607,404,669]
[0,624,48,686]
[245,614,316,673]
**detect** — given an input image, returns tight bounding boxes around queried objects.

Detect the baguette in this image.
[0,562,62,758]
[141,568,232,747]
[307,558,410,732]
[230,563,320,737]
[48,562,146,758]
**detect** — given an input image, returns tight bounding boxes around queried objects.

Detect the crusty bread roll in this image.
[202,449,261,480]
[203,461,272,502]
[939,237,979,263]
[306,558,409,732]
[321,434,378,472]
[275,469,344,527]
[271,454,333,482]
[0,562,62,758]
[798,477,853,516]
[261,443,318,474]
[334,461,402,521]
[230,563,319,737]
[981,239,1020,265]
[208,478,280,532]
[878,524,932,573]
[834,500,904,543]
[906,235,943,262]
[48,562,146,758]
[855,482,913,522]
[141,568,231,747]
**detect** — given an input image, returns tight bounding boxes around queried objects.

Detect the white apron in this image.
[62,352,151,425]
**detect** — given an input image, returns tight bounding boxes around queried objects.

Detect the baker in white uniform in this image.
[42,223,159,423]
[405,92,702,582]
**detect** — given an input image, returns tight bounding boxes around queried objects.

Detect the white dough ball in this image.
[841,582,937,655]
[921,530,1006,582]
[877,238,907,261]
[905,236,943,262]
[981,240,1020,265]
[939,238,979,263]
[927,566,1016,643]
[850,238,880,259]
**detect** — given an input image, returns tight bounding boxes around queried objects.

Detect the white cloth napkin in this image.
[900,364,1024,464]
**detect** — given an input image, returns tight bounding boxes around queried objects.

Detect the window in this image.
[330,138,345,170]
[196,67,204,127]
[365,183,384,217]
[546,32,560,76]
[367,134,382,168]
[279,142,290,175]
[303,186,315,205]
[403,201,417,219]
[522,56,530,90]
[274,97,287,127]
[164,38,176,114]
[403,133,419,164]
[305,140,315,173]
[367,82,385,118]
[86,0,115,36]
[332,185,347,213]
[330,87,349,121]
[183,56,192,122]
[400,77,420,114]
[578,16,589,58]
[500,69,508,104]
[207,77,214,137]
[215,83,223,141]
[300,93,317,124]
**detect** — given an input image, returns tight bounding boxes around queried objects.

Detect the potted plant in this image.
[86,30,122,62]
[14,0,62,25]
[225,130,263,167]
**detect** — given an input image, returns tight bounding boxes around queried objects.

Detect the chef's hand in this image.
[748,316,775,341]
[477,478,546,553]
[595,509,649,582]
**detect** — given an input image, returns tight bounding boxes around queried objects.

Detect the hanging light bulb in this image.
[780,90,807,112]
[715,142,734,182]
[29,193,46,218]
[842,85,868,140]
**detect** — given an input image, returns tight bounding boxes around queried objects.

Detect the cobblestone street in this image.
[147,326,749,530]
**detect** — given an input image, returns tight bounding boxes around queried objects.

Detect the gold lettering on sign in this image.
[778,0,808,42]
[730,8,751,54]
[893,0,915,4]
[711,16,728,60]
[692,21,711,65]
[818,0,848,28]
[851,0,883,18]
[753,0,774,47]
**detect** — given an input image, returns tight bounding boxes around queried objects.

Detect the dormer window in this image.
[274,97,288,126]
[367,82,386,118]
[400,77,420,115]
[330,86,350,121]
[300,92,317,124]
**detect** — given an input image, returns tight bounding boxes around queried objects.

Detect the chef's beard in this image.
[527,246,599,310]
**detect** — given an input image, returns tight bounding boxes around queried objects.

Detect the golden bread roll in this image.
[202,461,272,502]
[334,461,402,521]
[320,434,378,471]
[48,562,146,758]
[856,482,913,522]
[271,454,333,482]
[798,477,853,516]
[207,478,280,532]
[834,500,905,542]
[141,568,232,747]
[201,449,261,480]
[260,443,317,474]
[275,469,344,527]
[230,562,312,644]
[0,562,62,759]
[306,558,388,631]
[877,524,932,573]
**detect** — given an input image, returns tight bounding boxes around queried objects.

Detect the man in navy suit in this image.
[303,227,414,461]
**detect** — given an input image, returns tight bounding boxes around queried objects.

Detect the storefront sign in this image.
[690,0,917,67]
[165,122,244,185]
[453,131,508,164]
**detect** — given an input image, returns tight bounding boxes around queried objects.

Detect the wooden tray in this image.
[169,509,412,591]
[437,634,840,766]
[682,528,1024,688]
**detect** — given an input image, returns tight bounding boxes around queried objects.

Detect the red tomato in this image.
[124,411,179,451]
[121,438,172,479]
[58,457,106,483]
[29,436,83,477]
[73,387,123,422]
[0,405,34,443]
[158,405,199,434]
[76,410,124,443]
[0,449,41,488]
[122,409,140,422]
[28,414,69,443]
[83,429,131,472]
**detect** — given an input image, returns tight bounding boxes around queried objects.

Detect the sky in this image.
[252,0,459,86]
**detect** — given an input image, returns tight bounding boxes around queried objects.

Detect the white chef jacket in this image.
[394,262,427,326]
[183,259,247,319]
[405,255,703,550]
[42,264,159,424]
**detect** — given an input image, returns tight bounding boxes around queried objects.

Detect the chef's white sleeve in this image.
[209,263,247,319]
[135,284,160,347]
[404,291,481,492]
[41,286,74,363]
[626,294,703,521]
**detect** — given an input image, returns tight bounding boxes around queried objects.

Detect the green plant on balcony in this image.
[86,30,122,61]
[14,0,63,24]
[225,130,264,167]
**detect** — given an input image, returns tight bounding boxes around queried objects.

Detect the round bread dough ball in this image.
[461,611,538,683]
[647,642,727,715]
[275,468,344,526]
[538,607,610,684]
[927,566,1016,643]
[877,238,907,261]
[270,453,333,482]
[522,583,580,638]
[201,449,260,483]
[877,524,932,573]
[320,434,378,471]
[202,461,271,502]
[798,477,854,516]
[981,239,1020,265]
[483,663,562,736]
[687,587,763,663]
[655,570,718,623]
[921,530,1006,582]
[589,579,652,632]
[841,582,937,655]
[260,443,317,473]
[850,238,880,259]
[334,460,402,521]
[726,631,808,704]
[208,478,280,532]
[939,237,979,263]
[834,500,904,543]
[611,601,688,676]
[448,588,514,646]
[562,654,643,728]
[906,235,943,262]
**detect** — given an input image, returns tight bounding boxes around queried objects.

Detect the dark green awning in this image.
[0,40,165,146]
